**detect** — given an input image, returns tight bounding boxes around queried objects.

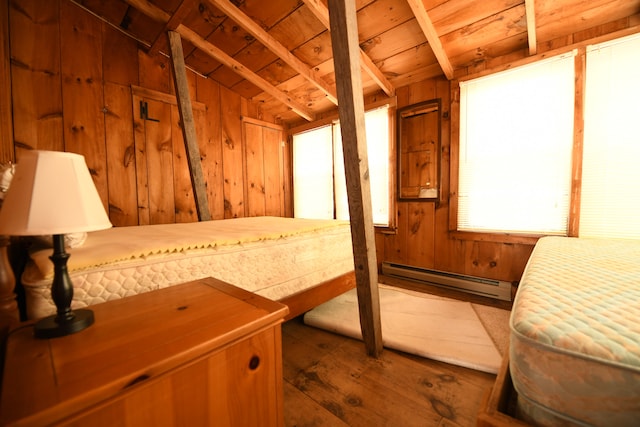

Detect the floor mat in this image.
[303,285,503,374]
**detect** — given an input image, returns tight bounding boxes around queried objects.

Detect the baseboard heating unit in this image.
[381,262,512,301]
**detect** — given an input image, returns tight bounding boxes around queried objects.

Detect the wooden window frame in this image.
[448,50,586,246]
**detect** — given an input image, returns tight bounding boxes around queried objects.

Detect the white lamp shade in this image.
[0,150,112,236]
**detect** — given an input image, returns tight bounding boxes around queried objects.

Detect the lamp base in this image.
[34,309,95,339]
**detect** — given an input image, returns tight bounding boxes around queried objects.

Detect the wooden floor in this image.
[282,316,496,427]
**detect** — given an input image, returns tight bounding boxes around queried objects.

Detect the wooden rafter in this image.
[208,0,338,105]
[525,0,538,55]
[122,0,316,121]
[302,0,394,97]
[406,0,454,80]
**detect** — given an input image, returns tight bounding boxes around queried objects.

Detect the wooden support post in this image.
[167,31,211,221]
[327,0,383,357]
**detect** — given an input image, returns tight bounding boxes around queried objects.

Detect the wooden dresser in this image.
[0,277,289,426]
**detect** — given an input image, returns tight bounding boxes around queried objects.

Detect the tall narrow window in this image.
[293,106,390,226]
[580,33,640,239]
[458,53,575,234]
[293,125,334,219]
[334,106,390,225]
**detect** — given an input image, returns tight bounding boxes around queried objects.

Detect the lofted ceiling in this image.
[72,0,640,123]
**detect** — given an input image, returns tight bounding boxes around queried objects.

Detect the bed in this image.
[14,216,356,322]
[508,236,640,426]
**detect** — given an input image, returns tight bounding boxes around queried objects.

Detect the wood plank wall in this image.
[6,0,287,228]
[371,78,534,285]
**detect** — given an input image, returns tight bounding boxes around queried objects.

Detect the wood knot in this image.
[249,355,260,370]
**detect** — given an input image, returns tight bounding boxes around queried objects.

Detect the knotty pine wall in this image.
[5,0,288,228]
[372,78,534,285]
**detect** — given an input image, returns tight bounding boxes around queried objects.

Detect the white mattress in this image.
[509,236,640,426]
[22,216,354,320]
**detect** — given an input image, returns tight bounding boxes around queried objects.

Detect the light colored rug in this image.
[303,285,509,374]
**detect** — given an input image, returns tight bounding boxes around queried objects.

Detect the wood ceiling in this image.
[73,0,640,123]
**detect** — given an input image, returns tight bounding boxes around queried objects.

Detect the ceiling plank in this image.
[525,0,538,55]
[177,24,316,121]
[148,0,197,57]
[327,0,383,358]
[406,0,454,80]
[303,0,395,97]
[208,0,338,105]
[124,0,171,23]
[122,0,315,121]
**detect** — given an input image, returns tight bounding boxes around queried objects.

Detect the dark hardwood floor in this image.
[282,316,496,426]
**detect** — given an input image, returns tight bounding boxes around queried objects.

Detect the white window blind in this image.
[293,106,390,226]
[458,53,575,234]
[580,33,640,239]
[293,125,334,219]
[334,106,390,226]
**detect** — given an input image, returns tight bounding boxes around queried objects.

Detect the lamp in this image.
[0,150,112,338]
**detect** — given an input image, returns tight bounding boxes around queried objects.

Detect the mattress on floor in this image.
[22,216,354,320]
[509,236,640,426]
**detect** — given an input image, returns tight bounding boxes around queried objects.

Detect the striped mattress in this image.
[21,216,354,320]
[509,236,640,426]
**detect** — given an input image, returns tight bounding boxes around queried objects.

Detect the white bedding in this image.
[22,216,354,320]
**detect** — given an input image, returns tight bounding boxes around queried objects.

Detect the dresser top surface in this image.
[1,277,288,424]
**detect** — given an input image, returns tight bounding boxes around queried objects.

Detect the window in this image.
[580,33,640,239]
[293,105,390,227]
[292,125,334,219]
[458,53,576,235]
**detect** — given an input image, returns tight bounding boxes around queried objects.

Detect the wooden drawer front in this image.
[59,326,283,427]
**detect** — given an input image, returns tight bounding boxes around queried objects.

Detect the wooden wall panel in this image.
[144,99,175,225]
[244,123,266,217]
[243,120,285,217]
[221,86,245,219]
[132,94,150,225]
[196,76,225,220]
[9,0,63,156]
[172,105,198,223]
[60,0,108,206]
[263,127,284,216]
[104,83,137,227]
[405,202,435,268]
[102,24,138,86]
[138,51,171,95]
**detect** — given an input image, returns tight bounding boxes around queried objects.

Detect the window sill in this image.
[450,230,545,245]
[374,224,396,235]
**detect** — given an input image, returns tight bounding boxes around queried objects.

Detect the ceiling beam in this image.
[406,0,454,80]
[303,0,395,97]
[209,0,338,105]
[525,0,538,55]
[122,0,315,121]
